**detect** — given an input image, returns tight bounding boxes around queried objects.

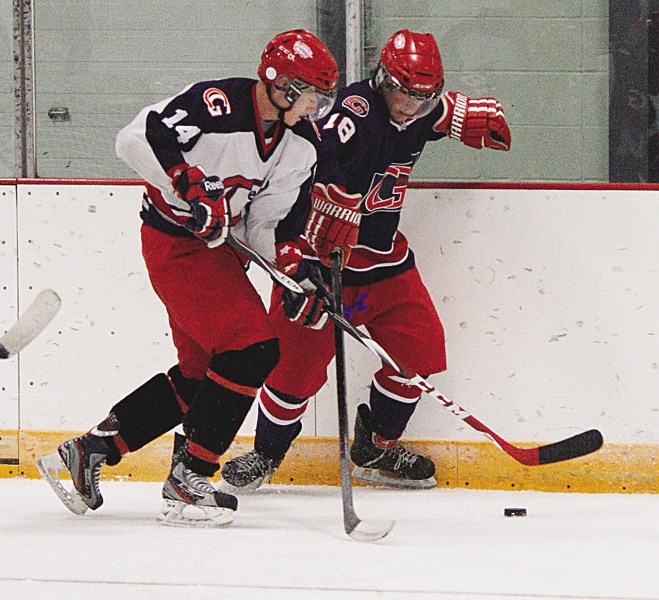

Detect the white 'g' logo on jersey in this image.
[203,88,232,117]
[341,95,370,117]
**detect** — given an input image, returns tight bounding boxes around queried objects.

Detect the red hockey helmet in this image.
[258,29,339,120]
[374,30,444,122]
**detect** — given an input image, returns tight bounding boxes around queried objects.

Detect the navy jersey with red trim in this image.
[116,77,319,261]
[312,79,447,284]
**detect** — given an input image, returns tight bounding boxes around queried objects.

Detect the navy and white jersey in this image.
[116,77,319,261]
[313,79,448,285]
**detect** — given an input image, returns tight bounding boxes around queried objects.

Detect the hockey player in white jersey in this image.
[38,29,338,527]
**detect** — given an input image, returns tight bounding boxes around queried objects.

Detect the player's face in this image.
[269,87,333,125]
[287,89,334,125]
[285,92,326,124]
[383,87,427,124]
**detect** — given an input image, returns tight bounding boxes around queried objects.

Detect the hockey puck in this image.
[504,507,527,517]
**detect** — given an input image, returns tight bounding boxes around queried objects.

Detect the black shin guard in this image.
[110,366,200,453]
[167,365,201,411]
[183,339,280,457]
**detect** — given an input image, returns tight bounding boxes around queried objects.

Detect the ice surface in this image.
[0,479,657,599]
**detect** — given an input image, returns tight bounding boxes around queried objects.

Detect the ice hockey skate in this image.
[160,458,237,528]
[350,404,437,489]
[220,450,279,494]
[37,429,116,515]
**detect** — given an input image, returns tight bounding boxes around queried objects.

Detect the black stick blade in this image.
[538,429,604,465]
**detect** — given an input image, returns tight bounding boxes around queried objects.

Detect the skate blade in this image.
[36,453,89,516]
[158,499,234,528]
[352,466,437,490]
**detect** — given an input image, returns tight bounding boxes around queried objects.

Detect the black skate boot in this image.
[160,451,238,528]
[350,404,437,489]
[37,413,121,515]
[220,450,280,494]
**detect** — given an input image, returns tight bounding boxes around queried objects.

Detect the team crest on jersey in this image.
[203,87,232,117]
[363,163,412,213]
[341,95,370,117]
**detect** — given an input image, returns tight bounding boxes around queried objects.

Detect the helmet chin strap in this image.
[266,83,294,116]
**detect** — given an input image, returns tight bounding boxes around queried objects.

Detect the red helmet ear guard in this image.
[378,29,444,96]
[258,29,339,94]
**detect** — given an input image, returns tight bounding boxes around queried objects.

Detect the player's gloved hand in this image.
[433,91,511,151]
[305,183,362,269]
[167,163,231,247]
[276,241,332,330]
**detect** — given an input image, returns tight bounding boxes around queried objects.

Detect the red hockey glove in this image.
[305,183,362,269]
[167,163,230,247]
[276,241,332,330]
[433,91,511,151]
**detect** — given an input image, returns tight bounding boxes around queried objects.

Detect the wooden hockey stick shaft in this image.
[330,250,394,540]
[331,249,359,533]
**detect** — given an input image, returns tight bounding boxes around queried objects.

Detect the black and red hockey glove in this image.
[276,241,332,330]
[168,163,230,247]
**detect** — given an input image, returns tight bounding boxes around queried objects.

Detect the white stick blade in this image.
[348,519,395,542]
[0,289,62,357]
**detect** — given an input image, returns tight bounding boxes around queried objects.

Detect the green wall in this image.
[370,1,609,181]
[32,0,317,178]
[4,1,609,181]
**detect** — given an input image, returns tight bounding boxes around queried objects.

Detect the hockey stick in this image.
[330,249,394,542]
[0,289,62,359]
[227,236,604,466]
[325,315,603,466]
[227,234,304,294]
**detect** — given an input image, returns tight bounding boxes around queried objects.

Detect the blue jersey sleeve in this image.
[145,79,252,173]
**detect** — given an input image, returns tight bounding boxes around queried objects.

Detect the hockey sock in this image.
[368,367,423,440]
[109,365,200,457]
[254,385,306,462]
[183,339,280,473]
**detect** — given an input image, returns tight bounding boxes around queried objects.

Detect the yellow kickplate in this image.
[2,430,657,494]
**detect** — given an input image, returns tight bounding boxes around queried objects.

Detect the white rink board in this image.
[0,185,19,453]
[13,184,659,445]
[15,184,312,437]
[397,188,659,444]
[17,184,175,431]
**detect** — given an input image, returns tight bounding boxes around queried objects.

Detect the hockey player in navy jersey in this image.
[222,29,511,491]
[38,29,338,527]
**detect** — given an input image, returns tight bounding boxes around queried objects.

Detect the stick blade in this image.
[346,517,395,542]
[0,289,62,358]
[538,429,604,465]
